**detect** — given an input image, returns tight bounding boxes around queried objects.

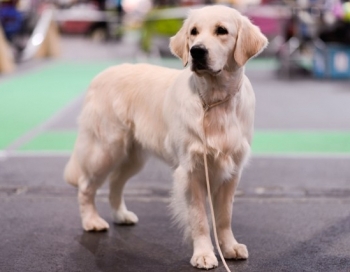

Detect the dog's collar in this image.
[199,93,232,113]
[198,77,243,112]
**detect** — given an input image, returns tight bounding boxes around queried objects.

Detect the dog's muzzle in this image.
[190,45,209,71]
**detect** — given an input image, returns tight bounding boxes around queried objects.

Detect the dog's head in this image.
[170,5,268,75]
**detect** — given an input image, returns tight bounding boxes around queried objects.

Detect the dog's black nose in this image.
[190,45,208,60]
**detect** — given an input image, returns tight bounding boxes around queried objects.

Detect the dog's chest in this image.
[201,107,249,179]
[204,107,242,152]
[199,88,244,152]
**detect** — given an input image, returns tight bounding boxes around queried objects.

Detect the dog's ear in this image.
[170,19,189,67]
[234,16,268,67]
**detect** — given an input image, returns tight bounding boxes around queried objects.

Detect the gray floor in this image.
[1,36,350,272]
[1,155,350,272]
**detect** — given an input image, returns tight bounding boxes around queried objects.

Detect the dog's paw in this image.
[190,252,218,270]
[112,210,139,225]
[223,243,249,260]
[82,215,109,231]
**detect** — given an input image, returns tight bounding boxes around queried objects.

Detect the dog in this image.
[64,5,267,269]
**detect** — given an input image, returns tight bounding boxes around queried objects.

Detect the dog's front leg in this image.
[189,173,218,269]
[174,167,218,269]
[213,175,248,260]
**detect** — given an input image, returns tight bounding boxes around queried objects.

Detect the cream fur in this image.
[64,5,267,270]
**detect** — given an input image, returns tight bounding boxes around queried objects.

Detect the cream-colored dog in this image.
[64,5,267,270]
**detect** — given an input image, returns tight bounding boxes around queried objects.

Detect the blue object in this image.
[313,43,350,79]
[0,6,23,40]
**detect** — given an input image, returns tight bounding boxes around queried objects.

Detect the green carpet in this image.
[19,130,350,154]
[0,61,115,149]
[253,131,350,154]
[19,131,76,151]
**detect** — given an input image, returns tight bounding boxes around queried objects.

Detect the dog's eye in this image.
[216,26,228,35]
[190,27,198,36]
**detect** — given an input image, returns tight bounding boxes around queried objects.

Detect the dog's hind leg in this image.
[109,142,147,225]
[79,175,110,231]
[77,136,115,232]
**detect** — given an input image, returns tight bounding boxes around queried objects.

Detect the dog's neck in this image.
[191,67,244,106]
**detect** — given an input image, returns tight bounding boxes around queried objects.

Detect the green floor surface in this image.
[19,131,76,151]
[253,131,350,154]
[0,61,116,149]
[19,130,350,155]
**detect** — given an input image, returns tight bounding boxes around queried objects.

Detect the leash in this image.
[200,93,232,272]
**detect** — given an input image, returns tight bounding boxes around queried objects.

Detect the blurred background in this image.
[0,0,350,77]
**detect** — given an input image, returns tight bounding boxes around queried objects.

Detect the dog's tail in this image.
[64,150,81,187]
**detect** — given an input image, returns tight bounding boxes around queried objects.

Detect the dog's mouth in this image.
[211,69,222,75]
[191,62,222,76]
[191,59,208,71]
